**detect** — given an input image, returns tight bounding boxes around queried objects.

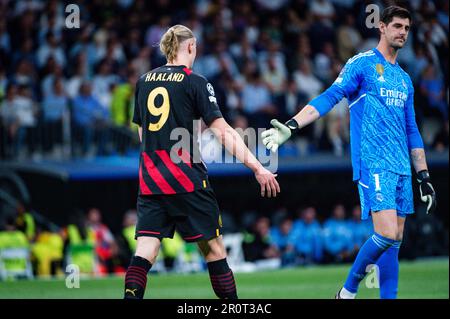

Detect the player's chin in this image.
[392,40,405,49]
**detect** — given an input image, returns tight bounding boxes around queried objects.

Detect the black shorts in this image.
[136,188,223,242]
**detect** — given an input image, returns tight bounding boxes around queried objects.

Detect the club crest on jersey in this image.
[376,64,385,82]
[376,193,384,202]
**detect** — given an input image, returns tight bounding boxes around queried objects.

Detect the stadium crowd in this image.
[0,0,448,160]
[0,201,448,278]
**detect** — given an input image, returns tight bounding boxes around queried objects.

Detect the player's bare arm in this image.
[291,105,321,129]
[209,117,280,198]
[410,148,428,172]
[261,104,320,152]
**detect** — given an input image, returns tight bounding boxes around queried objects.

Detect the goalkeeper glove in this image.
[261,119,299,152]
[417,170,437,214]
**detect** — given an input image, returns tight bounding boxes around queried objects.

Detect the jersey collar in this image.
[373,47,398,67]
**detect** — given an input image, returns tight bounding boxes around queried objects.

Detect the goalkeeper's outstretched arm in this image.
[261,69,353,152]
[209,117,280,198]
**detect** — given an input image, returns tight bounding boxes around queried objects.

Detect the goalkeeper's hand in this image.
[417,170,437,214]
[261,119,295,152]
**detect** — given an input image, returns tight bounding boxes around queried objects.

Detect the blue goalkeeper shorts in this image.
[357,168,414,220]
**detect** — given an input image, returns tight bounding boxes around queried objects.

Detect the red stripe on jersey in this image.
[156,150,195,192]
[142,152,176,194]
[139,165,152,195]
[177,148,192,168]
[183,67,192,75]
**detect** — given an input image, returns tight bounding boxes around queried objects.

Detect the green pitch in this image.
[0,258,447,299]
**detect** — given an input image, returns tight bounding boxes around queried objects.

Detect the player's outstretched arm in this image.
[209,117,280,198]
[261,105,320,152]
[411,148,436,214]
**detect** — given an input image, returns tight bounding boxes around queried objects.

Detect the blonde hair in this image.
[159,25,194,63]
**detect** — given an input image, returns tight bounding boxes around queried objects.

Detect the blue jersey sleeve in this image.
[309,55,363,116]
[405,79,424,150]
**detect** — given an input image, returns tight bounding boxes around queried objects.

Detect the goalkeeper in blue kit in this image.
[261,6,437,299]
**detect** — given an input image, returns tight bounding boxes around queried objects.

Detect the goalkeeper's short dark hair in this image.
[381,5,412,25]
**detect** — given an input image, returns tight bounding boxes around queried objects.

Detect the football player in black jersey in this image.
[124,25,280,299]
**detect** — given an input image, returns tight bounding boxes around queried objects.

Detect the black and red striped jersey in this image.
[132,64,223,195]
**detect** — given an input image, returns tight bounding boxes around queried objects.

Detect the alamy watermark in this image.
[65,264,80,288]
[365,4,381,29]
[364,264,380,289]
[65,4,80,29]
[168,120,278,172]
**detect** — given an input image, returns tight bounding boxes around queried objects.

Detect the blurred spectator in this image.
[131,47,152,77]
[281,77,308,122]
[322,204,353,263]
[11,60,38,98]
[86,208,119,274]
[347,205,373,257]
[72,82,110,157]
[292,207,324,264]
[293,59,323,101]
[270,217,297,266]
[31,226,64,277]
[111,71,137,128]
[12,85,39,159]
[14,202,36,242]
[41,64,66,99]
[92,60,119,111]
[432,120,449,152]
[116,209,137,269]
[161,232,185,272]
[0,216,31,279]
[145,15,171,48]
[64,209,96,275]
[220,75,242,119]
[41,78,68,156]
[0,19,10,55]
[241,69,277,128]
[195,40,240,81]
[0,64,6,99]
[420,63,448,120]
[260,42,288,100]
[325,95,349,157]
[36,32,66,69]
[11,37,36,69]
[66,52,90,99]
[402,208,449,259]
[336,13,362,62]
[229,35,258,71]
[314,42,336,83]
[242,216,279,262]
[408,45,431,84]
[0,84,20,156]
[308,0,336,53]
[69,26,98,69]
[310,0,336,27]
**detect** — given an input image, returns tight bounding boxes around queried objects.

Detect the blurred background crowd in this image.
[0,0,448,279]
[0,0,448,160]
[1,200,447,278]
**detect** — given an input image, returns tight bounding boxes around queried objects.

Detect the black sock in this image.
[124,256,152,299]
[207,258,238,299]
